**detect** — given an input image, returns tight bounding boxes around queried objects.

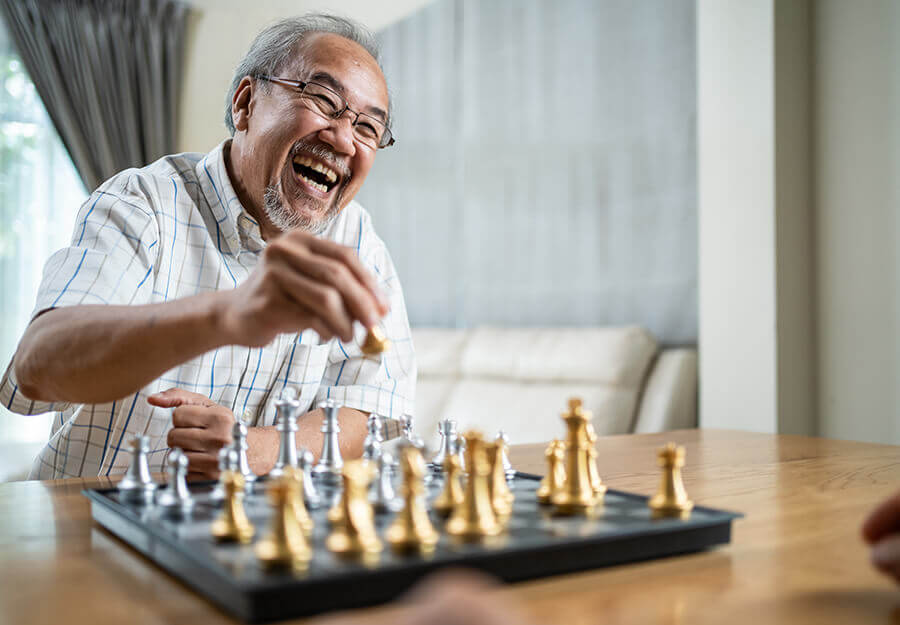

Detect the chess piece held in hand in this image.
[648,442,693,519]
[361,326,391,355]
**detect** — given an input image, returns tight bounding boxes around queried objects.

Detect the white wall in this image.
[815,0,900,443]
[177,0,434,154]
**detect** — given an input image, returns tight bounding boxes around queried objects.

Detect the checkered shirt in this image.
[0,140,416,479]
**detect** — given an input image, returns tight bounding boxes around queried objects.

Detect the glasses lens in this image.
[352,114,388,149]
[301,83,343,117]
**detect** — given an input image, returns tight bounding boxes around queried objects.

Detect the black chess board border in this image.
[85,473,741,623]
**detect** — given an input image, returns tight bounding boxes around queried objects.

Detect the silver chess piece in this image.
[430,419,458,472]
[232,420,257,487]
[312,398,343,484]
[117,435,157,504]
[498,430,516,481]
[362,413,384,462]
[157,448,194,516]
[371,452,401,513]
[268,387,301,479]
[298,448,321,508]
[209,445,232,502]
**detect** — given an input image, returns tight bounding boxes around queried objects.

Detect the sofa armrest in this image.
[631,348,698,433]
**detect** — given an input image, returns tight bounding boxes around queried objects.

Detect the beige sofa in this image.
[410,326,697,446]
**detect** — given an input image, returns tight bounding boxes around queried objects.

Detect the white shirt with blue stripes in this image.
[0,140,416,479]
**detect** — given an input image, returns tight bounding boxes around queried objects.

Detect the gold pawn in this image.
[386,446,439,553]
[446,431,502,540]
[585,423,607,502]
[326,460,382,558]
[648,442,694,519]
[254,477,312,571]
[536,439,566,505]
[282,466,314,538]
[361,326,391,355]
[551,398,598,516]
[211,471,255,543]
[432,454,464,518]
[485,441,514,522]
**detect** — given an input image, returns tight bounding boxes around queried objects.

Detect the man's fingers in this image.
[183,451,219,475]
[167,426,210,452]
[307,237,390,315]
[862,489,900,543]
[293,251,381,330]
[872,535,900,582]
[171,405,216,429]
[271,265,355,341]
[147,387,216,409]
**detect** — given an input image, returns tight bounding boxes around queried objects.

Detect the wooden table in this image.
[2,429,899,624]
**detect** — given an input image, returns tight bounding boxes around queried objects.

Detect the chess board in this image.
[85,471,739,623]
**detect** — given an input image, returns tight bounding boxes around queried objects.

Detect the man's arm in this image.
[14,230,389,405]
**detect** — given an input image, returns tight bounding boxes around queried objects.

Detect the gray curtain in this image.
[0,0,189,191]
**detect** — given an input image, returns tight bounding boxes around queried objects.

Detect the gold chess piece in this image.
[585,423,607,502]
[552,398,599,516]
[446,431,502,540]
[361,326,391,355]
[432,453,464,518]
[486,440,514,522]
[326,460,382,558]
[211,471,255,543]
[254,477,312,571]
[283,466,314,538]
[537,439,567,505]
[386,446,439,553]
[648,442,694,519]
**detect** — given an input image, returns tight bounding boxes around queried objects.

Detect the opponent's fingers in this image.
[863,489,900,543]
[872,535,900,583]
[148,387,216,409]
[306,237,390,315]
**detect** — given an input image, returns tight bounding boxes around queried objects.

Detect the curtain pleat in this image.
[0,0,189,191]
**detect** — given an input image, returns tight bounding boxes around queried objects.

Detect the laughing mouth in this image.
[292,155,339,194]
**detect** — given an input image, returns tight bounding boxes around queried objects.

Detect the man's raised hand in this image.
[218,230,390,348]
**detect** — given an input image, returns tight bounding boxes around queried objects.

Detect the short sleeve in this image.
[315,223,416,429]
[32,172,160,315]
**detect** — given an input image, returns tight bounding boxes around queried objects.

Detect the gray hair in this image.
[224,14,387,135]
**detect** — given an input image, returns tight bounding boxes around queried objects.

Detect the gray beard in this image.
[263,182,341,236]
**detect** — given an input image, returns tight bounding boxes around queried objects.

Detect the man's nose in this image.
[318,112,357,157]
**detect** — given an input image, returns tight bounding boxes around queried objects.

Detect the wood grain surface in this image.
[2,429,899,624]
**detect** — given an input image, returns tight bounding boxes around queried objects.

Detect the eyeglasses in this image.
[255,74,395,149]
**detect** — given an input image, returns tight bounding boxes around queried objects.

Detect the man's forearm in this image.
[14,291,232,404]
[246,407,368,476]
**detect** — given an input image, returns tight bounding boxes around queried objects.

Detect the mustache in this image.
[289,140,352,183]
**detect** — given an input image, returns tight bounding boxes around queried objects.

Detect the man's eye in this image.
[355,122,379,138]
[307,93,338,112]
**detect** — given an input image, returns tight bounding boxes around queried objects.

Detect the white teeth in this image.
[293,155,338,184]
[297,172,329,193]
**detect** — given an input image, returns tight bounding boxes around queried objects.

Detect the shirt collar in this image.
[195,139,264,257]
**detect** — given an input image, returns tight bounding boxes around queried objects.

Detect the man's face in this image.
[234,33,389,234]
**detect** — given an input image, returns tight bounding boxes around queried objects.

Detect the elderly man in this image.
[0,14,415,480]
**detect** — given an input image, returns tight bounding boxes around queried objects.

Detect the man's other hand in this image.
[219,231,390,349]
[862,488,900,583]
[148,388,235,480]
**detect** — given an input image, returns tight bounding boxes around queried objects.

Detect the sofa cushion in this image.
[458,326,657,384]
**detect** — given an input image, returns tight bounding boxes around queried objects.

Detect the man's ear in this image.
[231,76,255,132]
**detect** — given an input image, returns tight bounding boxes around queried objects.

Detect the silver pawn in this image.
[208,445,232,503]
[298,448,321,509]
[232,421,256,487]
[118,435,157,504]
[371,452,401,513]
[497,430,516,481]
[312,398,343,484]
[362,413,384,462]
[157,448,194,516]
[430,419,458,472]
[268,388,300,479]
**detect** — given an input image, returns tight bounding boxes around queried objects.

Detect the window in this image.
[0,19,87,450]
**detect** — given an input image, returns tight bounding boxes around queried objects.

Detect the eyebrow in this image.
[309,71,388,124]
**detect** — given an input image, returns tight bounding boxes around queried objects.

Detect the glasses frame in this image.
[254,74,395,149]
